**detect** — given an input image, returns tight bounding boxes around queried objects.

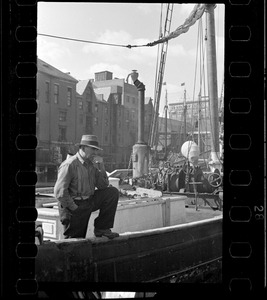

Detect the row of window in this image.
[37,85,138,120]
[37,106,137,126]
[41,82,73,106]
[52,124,125,144]
[58,111,132,129]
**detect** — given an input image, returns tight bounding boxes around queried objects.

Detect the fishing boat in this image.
[35,4,223,291]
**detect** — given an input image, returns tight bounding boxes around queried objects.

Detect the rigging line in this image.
[190,19,201,143]
[202,49,209,160]
[39,4,206,50]
[198,22,202,150]
[153,4,164,113]
[38,33,143,49]
[151,4,164,149]
[200,15,210,168]
[200,22,209,160]
[148,3,206,47]
[198,19,203,151]
[216,5,219,63]
[195,18,207,152]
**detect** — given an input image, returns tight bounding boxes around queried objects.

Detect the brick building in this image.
[36,58,79,183]
[92,71,153,171]
[36,60,154,184]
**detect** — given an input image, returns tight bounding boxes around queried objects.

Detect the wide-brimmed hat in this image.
[76,135,103,150]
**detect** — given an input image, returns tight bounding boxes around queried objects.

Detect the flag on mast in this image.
[181,82,185,86]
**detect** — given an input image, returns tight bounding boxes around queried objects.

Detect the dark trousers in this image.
[60,186,119,238]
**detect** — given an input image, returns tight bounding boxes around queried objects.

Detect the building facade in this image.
[36,61,154,184]
[36,59,79,183]
[168,98,212,154]
[92,71,153,171]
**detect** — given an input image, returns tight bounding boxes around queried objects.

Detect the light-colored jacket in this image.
[54,152,109,210]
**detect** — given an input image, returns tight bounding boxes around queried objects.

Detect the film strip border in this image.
[1,0,265,297]
[223,0,265,296]
[2,0,38,297]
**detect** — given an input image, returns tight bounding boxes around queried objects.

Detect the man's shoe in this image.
[94,228,119,239]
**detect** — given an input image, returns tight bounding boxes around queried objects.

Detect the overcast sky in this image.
[37,2,225,115]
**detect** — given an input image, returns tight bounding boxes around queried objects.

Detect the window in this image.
[45,82,50,103]
[95,104,98,113]
[77,97,83,109]
[132,97,136,104]
[67,87,72,106]
[104,106,108,114]
[97,94,104,101]
[58,126,66,141]
[59,111,67,122]
[79,114,83,124]
[114,94,119,104]
[86,116,93,132]
[87,102,92,113]
[54,84,59,104]
[86,91,91,101]
[94,117,98,125]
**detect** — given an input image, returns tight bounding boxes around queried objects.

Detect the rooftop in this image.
[37,58,78,83]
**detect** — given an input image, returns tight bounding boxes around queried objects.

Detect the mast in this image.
[164,89,168,158]
[198,93,201,151]
[183,87,187,143]
[149,4,174,149]
[205,4,221,172]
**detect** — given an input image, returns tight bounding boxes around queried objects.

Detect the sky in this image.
[37,2,225,115]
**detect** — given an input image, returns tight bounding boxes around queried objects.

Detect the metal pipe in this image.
[130,72,145,144]
[137,82,145,144]
[128,71,149,178]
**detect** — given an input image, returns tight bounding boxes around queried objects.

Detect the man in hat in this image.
[54,134,119,239]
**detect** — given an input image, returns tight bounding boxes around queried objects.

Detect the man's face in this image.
[81,146,98,160]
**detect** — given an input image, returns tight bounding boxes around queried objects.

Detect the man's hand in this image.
[61,218,70,226]
[92,155,105,171]
[92,155,103,164]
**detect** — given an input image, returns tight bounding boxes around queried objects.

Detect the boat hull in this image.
[35,216,222,283]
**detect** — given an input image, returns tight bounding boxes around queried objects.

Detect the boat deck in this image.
[185,205,222,222]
